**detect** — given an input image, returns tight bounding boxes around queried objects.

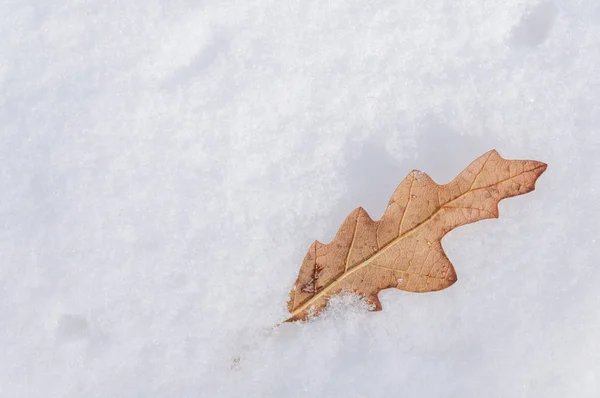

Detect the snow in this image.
[1,0,599,397]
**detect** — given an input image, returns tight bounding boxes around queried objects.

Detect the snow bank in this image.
[1,0,599,396]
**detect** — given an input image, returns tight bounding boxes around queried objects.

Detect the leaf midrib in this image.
[288,165,544,319]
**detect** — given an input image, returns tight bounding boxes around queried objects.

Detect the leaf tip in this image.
[529,160,548,188]
[536,161,548,173]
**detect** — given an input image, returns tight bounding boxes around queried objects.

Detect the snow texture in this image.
[1,0,599,397]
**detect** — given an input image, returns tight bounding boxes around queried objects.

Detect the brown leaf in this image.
[286,150,547,322]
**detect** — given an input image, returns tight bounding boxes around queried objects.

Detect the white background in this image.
[1,0,599,397]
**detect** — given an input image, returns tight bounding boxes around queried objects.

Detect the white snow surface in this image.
[1,0,600,397]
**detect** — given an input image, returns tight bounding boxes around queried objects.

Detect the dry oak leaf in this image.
[286,150,547,322]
